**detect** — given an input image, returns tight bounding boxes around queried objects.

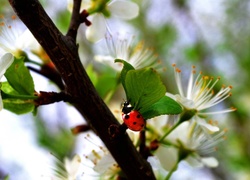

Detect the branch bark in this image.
[8,0,156,179]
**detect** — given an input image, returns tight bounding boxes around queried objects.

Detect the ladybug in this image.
[122,101,133,114]
[122,101,145,131]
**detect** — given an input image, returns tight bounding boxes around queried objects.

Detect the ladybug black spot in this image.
[141,124,144,127]
[125,114,130,119]
[133,122,137,125]
[136,114,141,118]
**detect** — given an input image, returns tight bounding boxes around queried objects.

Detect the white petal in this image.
[64,154,81,177]
[86,14,107,42]
[165,93,176,100]
[185,155,204,168]
[195,116,220,132]
[67,0,74,12]
[107,0,139,20]
[175,95,195,109]
[155,145,178,171]
[16,30,38,51]
[168,121,190,144]
[0,53,14,78]
[93,153,116,174]
[147,156,168,178]
[201,157,219,167]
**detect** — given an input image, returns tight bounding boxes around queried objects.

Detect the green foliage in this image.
[115,59,135,94]
[5,56,35,95]
[1,82,35,114]
[125,68,166,110]
[87,65,118,100]
[86,65,99,86]
[55,10,71,33]
[184,41,207,62]
[3,175,9,180]
[35,116,75,159]
[96,74,117,99]
[1,56,36,114]
[140,96,182,120]
[117,60,182,119]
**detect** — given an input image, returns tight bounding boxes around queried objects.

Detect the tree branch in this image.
[66,0,82,40]
[8,0,156,179]
[34,91,73,106]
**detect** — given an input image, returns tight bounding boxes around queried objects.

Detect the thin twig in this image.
[66,0,82,40]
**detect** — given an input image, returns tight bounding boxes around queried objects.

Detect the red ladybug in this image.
[122,101,133,114]
[122,101,145,131]
[122,110,145,131]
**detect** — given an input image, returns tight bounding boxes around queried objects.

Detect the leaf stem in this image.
[159,120,181,143]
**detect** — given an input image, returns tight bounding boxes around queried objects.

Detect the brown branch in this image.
[34,91,73,106]
[66,0,82,40]
[8,0,156,179]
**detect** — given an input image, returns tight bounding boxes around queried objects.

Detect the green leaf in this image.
[87,65,118,99]
[1,82,35,114]
[3,175,9,180]
[96,73,117,99]
[140,96,183,120]
[5,56,34,95]
[1,82,19,95]
[115,59,135,94]
[3,98,35,114]
[125,68,166,110]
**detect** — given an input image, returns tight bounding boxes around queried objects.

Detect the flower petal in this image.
[195,116,220,132]
[175,95,195,109]
[185,155,204,168]
[168,121,190,144]
[155,145,178,171]
[93,153,116,174]
[64,154,81,178]
[86,14,107,42]
[0,53,14,78]
[107,0,139,20]
[201,157,219,167]
[147,156,168,178]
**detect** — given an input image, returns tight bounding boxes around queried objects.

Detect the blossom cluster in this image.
[0,0,236,180]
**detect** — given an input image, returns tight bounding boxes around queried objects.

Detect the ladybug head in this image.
[122,100,133,114]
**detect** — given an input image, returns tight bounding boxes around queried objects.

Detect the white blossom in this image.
[0,15,37,56]
[50,154,81,180]
[167,64,236,132]
[82,134,120,179]
[147,156,168,179]
[154,121,226,171]
[67,0,139,42]
[95,34,161,70]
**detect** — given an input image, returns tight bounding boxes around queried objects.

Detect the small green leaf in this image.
[115,59,135,94]
[3,98,35,114]
[5,56,34,95]
[125,68,166,110]
[1,82,35,114]
[1,82,19,95]
[140,96,183,120]
[1,82,37,100]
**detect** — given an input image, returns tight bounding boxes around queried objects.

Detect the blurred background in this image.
[0,0,249,179]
